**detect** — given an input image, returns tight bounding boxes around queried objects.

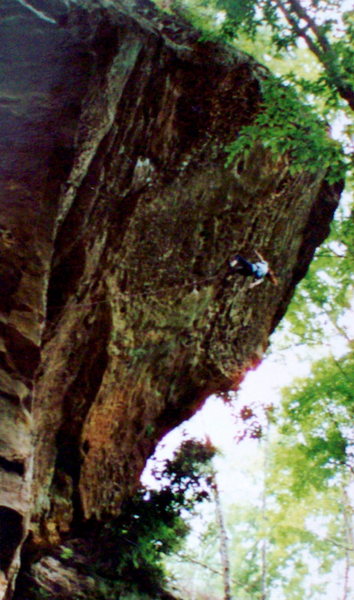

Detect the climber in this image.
[229,250,278,288]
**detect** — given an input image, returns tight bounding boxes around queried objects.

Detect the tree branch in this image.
[274,0,354,110]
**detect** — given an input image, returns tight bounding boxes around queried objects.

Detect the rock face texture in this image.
[0,0,341,597]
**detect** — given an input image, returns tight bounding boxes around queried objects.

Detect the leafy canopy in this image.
[226,75,345,183]
[164,0,353,182]
[93,438,216,596]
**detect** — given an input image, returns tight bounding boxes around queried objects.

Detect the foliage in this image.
[275,201,354,490]
[166,446,351,600]
[165,0,353,183]
[149,6,354,597]
[225,75,346,183]
[232,398,272,442]
[214,0,354,112]
[92,438,216,597]
[22,441,215,600]
[59,546,74,560]
[162,197,353,598]
[284,199,354,345]
[274,350,354,494]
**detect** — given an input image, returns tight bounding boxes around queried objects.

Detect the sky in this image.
[141,294,353,598]
[143,296,353,490]
[142,326,313,492]
[141,1,354,595]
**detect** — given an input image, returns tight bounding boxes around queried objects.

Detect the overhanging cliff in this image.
[0,0,342,597]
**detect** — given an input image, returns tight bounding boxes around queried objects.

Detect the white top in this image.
[252,261,269,279]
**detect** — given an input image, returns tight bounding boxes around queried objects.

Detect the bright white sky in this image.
[142,295,353,598]
[142,320,315,489]
[143,301,353,489]
[142,1,354,595]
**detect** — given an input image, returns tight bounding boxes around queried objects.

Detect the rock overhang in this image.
[0,0,342,597]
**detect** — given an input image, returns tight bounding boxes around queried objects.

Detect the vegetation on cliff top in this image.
[158,0,353,183]
[146,1,353,598]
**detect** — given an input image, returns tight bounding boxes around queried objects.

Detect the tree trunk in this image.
[212,472,232,600]
[260,426,270,600]
[275,0,354,111]
[341,484,354,600]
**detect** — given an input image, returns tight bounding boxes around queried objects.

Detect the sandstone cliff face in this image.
[0,0,341,597]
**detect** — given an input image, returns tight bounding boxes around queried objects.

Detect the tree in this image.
[166,0,353,183]
[167,443,353,599]
[161,200,354,598]
[154,5,354,597]
[277,353,353,485]
[211,470,232,600]
[215,0,354,112]
[282,186,353,344]
[87,438,216,598]
[264,197,354,598]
